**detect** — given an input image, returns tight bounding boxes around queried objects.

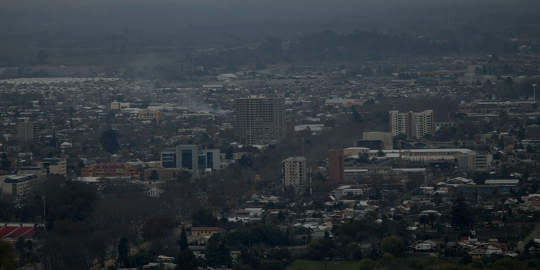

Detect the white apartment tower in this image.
[389,110,434,139]
[234,96,286,145]
[281,157,309,193]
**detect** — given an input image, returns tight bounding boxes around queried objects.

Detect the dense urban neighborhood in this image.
[1,50,540,270]
[2,1,540,270]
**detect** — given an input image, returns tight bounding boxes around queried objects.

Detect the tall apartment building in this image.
[16,119,38,144]
[328,149,344,183]
[389,110,434,139]
[282,157,309,193]
[234,96,285,145]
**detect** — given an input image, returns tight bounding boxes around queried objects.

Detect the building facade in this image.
[282,157,309,193]
[16,119,38,144]
[389,110,434,139]
[234,96,285,145]
[161,146,222,172]
[81,163,139,178]
[1,174,38,204]
[328,149,344,183]
[137,109,162,122]
[161,152,177,169]
[40,158,67,176]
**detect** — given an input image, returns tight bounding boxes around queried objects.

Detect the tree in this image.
[205,234,232,268]
[100,129,120,154]
[451,198,473,230]
[0,152,10,171]
[419,215,429,232]
[351,106,363,122]
[117,237,129,267]
[192,209,218,227]
[176,249,198,270]
[142,215,175,240]
[176,227,196,270]
[380,236,405,257]
[0,240,16,270]
[179,227,188,251]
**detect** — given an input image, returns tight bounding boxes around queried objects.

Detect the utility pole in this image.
[42,195,46,231]
[533,83,537,102]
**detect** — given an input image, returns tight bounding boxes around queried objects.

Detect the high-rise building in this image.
[16,119,37,144]
[328,149,344,183]
[282,156,309,193]
[389,110,434,139]
[234,96,285,145]
[389,111,409,138]
[410,110,434,138]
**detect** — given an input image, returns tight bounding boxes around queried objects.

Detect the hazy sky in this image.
[1,0,539,45]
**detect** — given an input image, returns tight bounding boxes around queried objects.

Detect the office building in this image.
[282,157,309,193]
[161,152,177,169]
[389,110,434,139]
[328,149,344,183]
[198,149,221,171]
[161,145,222,172]
[234,96,285,145]
[176,145,198,170]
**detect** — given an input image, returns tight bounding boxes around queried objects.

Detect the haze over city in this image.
[0,0,540,270]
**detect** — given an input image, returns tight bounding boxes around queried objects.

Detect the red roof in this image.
[0,227,18,238]
[0,226,36,239]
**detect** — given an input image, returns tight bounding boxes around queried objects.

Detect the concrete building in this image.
[282,157,309,193]
[328,149,344,183]
[137,109,162,121]
[389,110,434,139]
[458,152,493,171]
[161,145,222,172]
[1,174,38,204]
[389,110,410,137]
[16,118,38,144]
[199,149,221,171]
[81,163,139,178]
[176,145,200,170]
[234,96,285,145]
[161,151,177,169]
[362,131,393,150]
[40,158,67,176]
[344,147,475,164]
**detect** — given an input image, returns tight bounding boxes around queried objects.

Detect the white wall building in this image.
[282,157,310,193]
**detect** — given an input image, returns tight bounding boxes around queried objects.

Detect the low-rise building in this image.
[81,163,139,179]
